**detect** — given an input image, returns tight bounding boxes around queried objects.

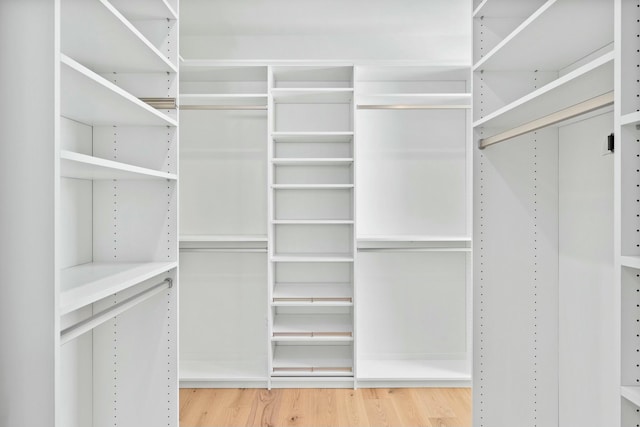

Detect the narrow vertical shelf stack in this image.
[178,63,269,387]
[617,0,640,424]
[354,65,472,387]
[473,1,615,427]
[269,65,356,387]
[59,0,179,425]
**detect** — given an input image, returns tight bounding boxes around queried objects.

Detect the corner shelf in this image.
[62,0,176,73]
[473,0,612,71]
[60,261,178,315]
[621,386,640,408]
[61,151,177,181]
[109,0,178,20]
[61,55,177,127]
[473,51,614,130]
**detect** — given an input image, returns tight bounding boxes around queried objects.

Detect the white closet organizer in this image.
[269,65,356,388]
[59,0,179,426]
[355,65,472,387]
[473,1,615,427]
[178,63,269,387]
[618,0,640,425]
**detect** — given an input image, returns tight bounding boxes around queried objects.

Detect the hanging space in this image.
[178,63,269,387]
[472,0,616,426]
[354,65,473,387]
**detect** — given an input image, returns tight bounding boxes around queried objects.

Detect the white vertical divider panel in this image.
[0,1,58,426]
[267,65,275,390]
[473,129,559,427]
[558,113,615,427]
[466,73,474,378]
[352,67,359,388]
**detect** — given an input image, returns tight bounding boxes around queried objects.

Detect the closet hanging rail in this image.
[479,91,614,149]
[60,278,172,345]
[179,105,267,111]
[357,104,471,110]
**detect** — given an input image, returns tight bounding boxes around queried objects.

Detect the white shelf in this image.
[621,386,640,408]
[272,254,354,263]
[272,220,354,225]
[60,151,177,181]
[357,359,470,381]
[272,314,353,339]
[109,0,178,20]
[473,0,613,71]
[273,283,352,300]
[179,93,267,106]
[61,55,178,127]
[271,88,353,103]
[357,93,471,107]
[355,65,470,82]
[621,256,640,270]
[62,0,176,73]
[272,158,353,166]
[357,235,471,243]
[272,345,353,377]
[474,51,614,129]
[180,360,266,382]
[60,261,178,315]
[473,0,545,19]
[621,112,640,127]
[179,234,268,243]
[272,132,354,143]
[272,184,354,190]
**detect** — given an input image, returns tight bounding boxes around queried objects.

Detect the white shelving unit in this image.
[618,1,640,426]
[0,1,180,426]
[178,62,269,388]
[474,1,615,427]
[269,65,356,388]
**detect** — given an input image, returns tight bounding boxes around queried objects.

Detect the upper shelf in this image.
[473,0,547,18]
[272,132,354,143]
[109,0,177,20]
[271,88,353,104]
[357,93,471,108]
[61,151,177,181]
[621,112,640,127]
[61,55,177,127]
[60,261,177,315]
[473,0,613,71]
[272,158,354,166]
[62,0,176,73]
[474,51,614,129]
[180,93,267,107]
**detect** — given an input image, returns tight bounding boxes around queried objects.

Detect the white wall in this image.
[180,0,472,63]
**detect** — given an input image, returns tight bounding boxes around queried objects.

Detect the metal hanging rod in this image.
[357,104,471,110]
[357,247,471,252]
[179,248,267,253]
[60,278,172,345]
[180,105,267,111]
[479,91,614,149]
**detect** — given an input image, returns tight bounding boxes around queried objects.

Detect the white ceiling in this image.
[180,0,471,37]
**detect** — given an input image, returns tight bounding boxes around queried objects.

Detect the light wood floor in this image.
[180,388,471,427]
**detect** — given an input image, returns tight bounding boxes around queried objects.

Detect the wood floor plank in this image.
[179,387,471,427]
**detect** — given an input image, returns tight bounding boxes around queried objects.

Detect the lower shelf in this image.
[180,360,267,382]
[272,345,353,377]
[622,386,640,408]
[357,359,470,382]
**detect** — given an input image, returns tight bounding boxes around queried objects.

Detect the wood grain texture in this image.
[180,388,471,427]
